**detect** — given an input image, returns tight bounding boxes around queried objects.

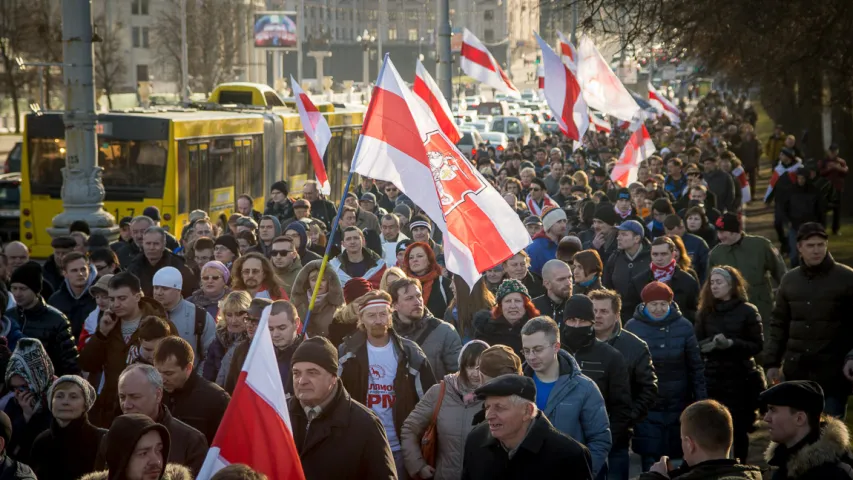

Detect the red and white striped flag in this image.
[731,165,751,203]
[413,59,461,144]
[556,31,578,73]
[537,64,544,90]
[353,56,530,287]
[611,124,656,187]
[764,161,802,202]
[589,112,612,134]
[648,83,681,125]
[461,29,520,97]
[196,305,306,480]
[535,33,588,142]
[291,77,332,195]
[576,36,641,122]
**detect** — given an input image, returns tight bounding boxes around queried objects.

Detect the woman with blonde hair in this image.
[572,170,589,188]
[203,290,252,387]
[380,266,406,293]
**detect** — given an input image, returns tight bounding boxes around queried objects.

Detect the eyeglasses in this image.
[271,249,293,257]
[522,344,554,357]
[202,275,222,281]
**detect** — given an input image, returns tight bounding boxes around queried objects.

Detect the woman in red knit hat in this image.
[402,242,453,317]
[624,281,707,472]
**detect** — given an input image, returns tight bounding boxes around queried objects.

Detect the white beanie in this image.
[153,266,183,290]
[542,206,568,233]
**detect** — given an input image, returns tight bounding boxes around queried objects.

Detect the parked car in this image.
[0,173,20,242]
[456,129,484,160]
[463,121,490,133]
[4,142,21,173]
[476,101,510,117]
[490,116,531,144]
[540,121,562,135]
[480,132,509,160]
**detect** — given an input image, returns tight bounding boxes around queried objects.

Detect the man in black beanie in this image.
[8,262,79,375]
[264,180,296,228]
[287,336,395,480]
[586,204,620,261]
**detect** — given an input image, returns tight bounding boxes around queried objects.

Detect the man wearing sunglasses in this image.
[270,236,301,295]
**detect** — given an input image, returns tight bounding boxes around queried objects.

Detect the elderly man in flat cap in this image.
[460,374,593,480]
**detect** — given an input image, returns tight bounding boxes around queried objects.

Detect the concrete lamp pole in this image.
[49,0,118,240]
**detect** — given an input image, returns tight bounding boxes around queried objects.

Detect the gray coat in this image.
[167,299,216,367]
[393,312,462,378]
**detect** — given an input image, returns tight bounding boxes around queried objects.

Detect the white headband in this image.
[359,299,391,313]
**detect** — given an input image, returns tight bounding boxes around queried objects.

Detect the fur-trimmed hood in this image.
[291,259,345,313]
[79,463,193,480]
[765,415,852,478]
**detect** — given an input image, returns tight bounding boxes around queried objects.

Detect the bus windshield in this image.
[29,138,168,197]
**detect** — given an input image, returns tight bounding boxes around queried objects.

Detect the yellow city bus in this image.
[20,101,364,257]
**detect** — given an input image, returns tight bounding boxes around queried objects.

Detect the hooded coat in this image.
[329,302,361,348]
[101,413,171,480]
[291,259,345,339]
[80,464,193,480]
[401,374,483,479]
[766,416,853,480]
[47,267,98,340]
[392,311,462,379]
[30,415,107,480]
[526,231,559,277]
[283,221,321,264]
[625,303,707,458]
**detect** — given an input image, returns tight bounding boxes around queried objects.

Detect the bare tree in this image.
[154,0,248,96]
[93,15,127,110]
[0,0,28,132]
[27,0,62,109]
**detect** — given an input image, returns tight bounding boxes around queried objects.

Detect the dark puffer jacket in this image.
[625,267,700,323]
[695,298,765,417]
[625,303,707,458]
[9,297,80,375]
[47,267,98,340]
[765,253,853,396]
[473,310,529,358]
[603,243,651,319]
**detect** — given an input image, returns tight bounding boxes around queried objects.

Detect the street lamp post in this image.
[357,29,375,87]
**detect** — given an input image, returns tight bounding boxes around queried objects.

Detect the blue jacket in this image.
[664,174,688,201]
[681,232,710,282]
[624,303,706,458]
[523,350,612,476]
[526,231,558,276]
[0,315,23,352]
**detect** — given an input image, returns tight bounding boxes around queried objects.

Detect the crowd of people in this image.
[0,89,849,480]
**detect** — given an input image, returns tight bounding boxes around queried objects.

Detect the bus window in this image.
[251,135,263,198]
[264,92,284,107]
[178,142,190,213]
[285,131,309,188]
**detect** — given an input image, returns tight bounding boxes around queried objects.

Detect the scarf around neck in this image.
[614,204,631,219]
[651,259,677,283]
[525,192,558,216]
[413,266,442,306]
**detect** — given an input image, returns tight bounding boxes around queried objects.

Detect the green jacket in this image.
[709,234,786,323]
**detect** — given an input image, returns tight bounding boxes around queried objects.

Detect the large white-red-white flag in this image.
[576,37,641,122]
[731,165,752,204]
[461,29,520,97]
[648,83,681,125]
[196,305,306,480]
[291,77,332,195]
[535,32,587,142]
[589,111,612,134]
[556,31,578,73]
[353,56,530,287]
[611,124,656,187]
[413,60,461,144]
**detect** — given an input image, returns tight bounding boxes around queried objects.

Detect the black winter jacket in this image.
[42,255,64,292]
[0,455,36,480]
[782,181,827,229]
[162,372,230,445]
[461,412,593,480]
[289,381,396,480]
[604,322,658,447]
[30,416,106,480]
[568,340,634,447]
[766,254,853,396]
[473,311,529,358]
[519,271,545,299]
[625,267,700,323]
[126,250,197,299]
[532,294,565,321]
[695,298,764,416]
[9,297,79,375]
[264,199,296,229]
[604,242,651,318]
[766,416,853,480]
[47,270,98,340]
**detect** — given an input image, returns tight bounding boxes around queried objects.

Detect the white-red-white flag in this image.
[291,77,332,195]
[461,29,520,97]
[648,83,681,125]
[589,111,612,134]
[611,124,656,187]
[576,36,641,122]
[537,64,544,90]
[196,305,306,480]
[731,165,752,203]
[535,32,588,142]
[353,56,530,287]
[556,31,578,73]
[413,60,461,144]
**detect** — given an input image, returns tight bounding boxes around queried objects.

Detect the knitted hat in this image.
[541,206,567,233]
[395,239,413,256]
[393,204,412,221]
[10,261,43,294]
[641,281,674,304]
[523,215,542,226]
[48,375,97,412]
[615,188,631,201]
[89,274,114,296]
[270,180,289,196]
[343,278,373,304]
[201,261,231,285]
[291,336,338,375]
[142,206,161,222]
[780,147,796,160]
[715,213,742,233]
[593,204,619,226]
[214,235,241,258]
[496,278,530,301]
[409,214,432,232]
[153,266,183,290]
[478,345,522,379]
[563,294,595,322]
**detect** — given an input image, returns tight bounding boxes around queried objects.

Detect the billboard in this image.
[253,12,298,49]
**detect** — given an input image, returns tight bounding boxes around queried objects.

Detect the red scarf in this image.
[525,192,558,216]
[615,204,631,219]
[411,266,442,306]
[651,259,677,283]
